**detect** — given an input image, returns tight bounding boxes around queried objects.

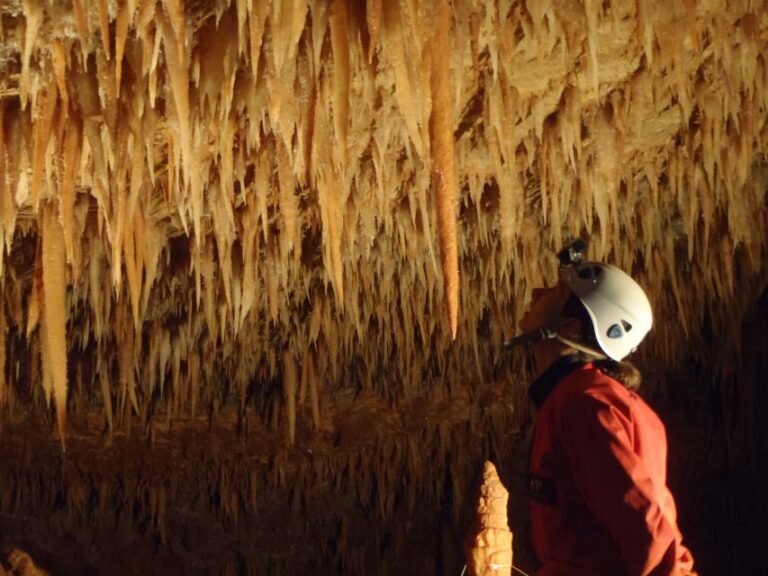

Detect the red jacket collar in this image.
[528,357,589,409]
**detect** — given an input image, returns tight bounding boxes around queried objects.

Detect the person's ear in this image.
[558,317,582,339]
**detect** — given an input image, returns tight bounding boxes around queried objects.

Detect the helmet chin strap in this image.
[502,326,558,350]
[503,326,607,360]
[554,335,607,360]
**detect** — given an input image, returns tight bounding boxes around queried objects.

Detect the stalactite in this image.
[0,306,5,414]
[283,349,298,446]
[99,355,114,437]
[430,0,460,340]
[0,105,8,264]
[31,78,58,212]
[41,202,68,449]
[19,0,43,109]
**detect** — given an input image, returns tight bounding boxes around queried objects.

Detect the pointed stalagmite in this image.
[466,461,514,576]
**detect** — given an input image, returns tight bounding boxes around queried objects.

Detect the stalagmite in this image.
[466,461,514,576]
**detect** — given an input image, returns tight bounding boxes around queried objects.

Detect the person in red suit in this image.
[507,248,695,576]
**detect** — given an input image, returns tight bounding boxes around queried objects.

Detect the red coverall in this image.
[528,361,694,576]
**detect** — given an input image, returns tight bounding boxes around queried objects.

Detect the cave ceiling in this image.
[0,0,765,512]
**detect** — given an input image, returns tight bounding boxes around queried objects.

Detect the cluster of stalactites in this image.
[0,0,765,446]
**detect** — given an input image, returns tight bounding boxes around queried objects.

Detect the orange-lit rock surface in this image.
[0,0,765,574]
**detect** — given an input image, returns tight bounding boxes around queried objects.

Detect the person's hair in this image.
[560,293,643,391]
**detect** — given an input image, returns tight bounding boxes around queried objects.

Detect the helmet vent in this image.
[607,324,624,339]
[622,320,633,332]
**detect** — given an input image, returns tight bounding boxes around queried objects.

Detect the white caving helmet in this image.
[561,261,653,361]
